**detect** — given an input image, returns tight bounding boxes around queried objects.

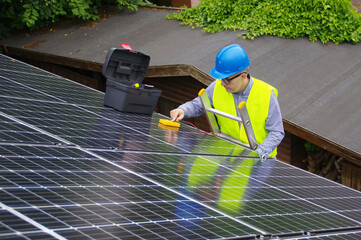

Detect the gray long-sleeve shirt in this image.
[179,77,285,157]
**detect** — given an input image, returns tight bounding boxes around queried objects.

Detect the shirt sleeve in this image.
[257,91,285,156]
[178,81,216,119]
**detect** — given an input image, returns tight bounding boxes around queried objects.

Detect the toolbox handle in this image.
[117,64,132,75]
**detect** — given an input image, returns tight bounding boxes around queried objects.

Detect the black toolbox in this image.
[102,47,162,115]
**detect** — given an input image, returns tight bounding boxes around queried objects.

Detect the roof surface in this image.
[1,7,361,159]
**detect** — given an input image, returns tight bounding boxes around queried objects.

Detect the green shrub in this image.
[167,0,361,44]
[0,0,153,39]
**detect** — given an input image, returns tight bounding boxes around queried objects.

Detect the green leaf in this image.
[167,0,361,44]
[1,0,153,39]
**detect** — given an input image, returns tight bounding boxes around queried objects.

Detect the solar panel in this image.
[1,53,361,239]
[0,66,104,106]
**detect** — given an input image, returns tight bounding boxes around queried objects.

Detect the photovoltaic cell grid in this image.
[94,151,361,234]
[0,145,257,239]
[1,53,361,239]
[0,95,242,155]
[0,57,104,107]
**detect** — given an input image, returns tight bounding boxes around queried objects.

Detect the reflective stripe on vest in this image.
[213,78,278,157]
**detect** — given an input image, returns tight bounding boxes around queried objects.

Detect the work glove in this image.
[256,147,269,161]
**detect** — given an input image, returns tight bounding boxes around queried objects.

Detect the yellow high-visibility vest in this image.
[213,78,278,157]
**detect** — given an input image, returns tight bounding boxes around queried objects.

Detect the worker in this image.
[170,44,284,159]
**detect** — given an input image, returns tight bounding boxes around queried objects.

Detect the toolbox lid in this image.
[102,48,150,85]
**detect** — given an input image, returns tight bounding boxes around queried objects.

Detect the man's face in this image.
[221,72,248,93]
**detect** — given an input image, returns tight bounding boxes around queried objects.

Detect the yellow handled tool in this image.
[159,119,180,128]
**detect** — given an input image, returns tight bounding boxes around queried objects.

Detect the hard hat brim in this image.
[210,67,237,79]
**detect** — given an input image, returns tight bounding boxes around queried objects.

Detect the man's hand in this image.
[256,147,269,161]
[170,108,185,122]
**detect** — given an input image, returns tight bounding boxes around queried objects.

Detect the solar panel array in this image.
[1,53,361,240]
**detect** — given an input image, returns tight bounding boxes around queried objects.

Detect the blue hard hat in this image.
[210,44,251,79]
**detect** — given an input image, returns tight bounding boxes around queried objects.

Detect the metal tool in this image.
[198,88,258,150]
